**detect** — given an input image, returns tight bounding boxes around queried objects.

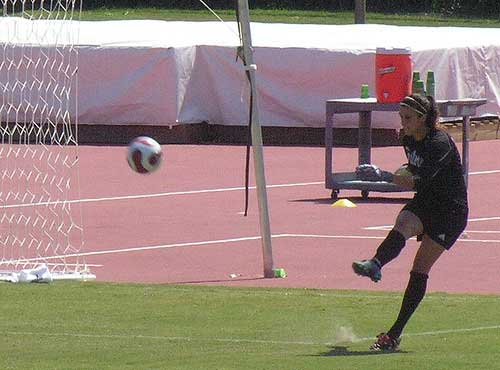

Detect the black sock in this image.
[387,271,429,339]
[373,229,406,267]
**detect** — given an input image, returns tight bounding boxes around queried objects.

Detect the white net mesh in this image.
[0,0,93,281]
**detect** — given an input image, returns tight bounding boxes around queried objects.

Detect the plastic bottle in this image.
[412,71,420,94]
[426,70,435,98]
[414,80,426,95]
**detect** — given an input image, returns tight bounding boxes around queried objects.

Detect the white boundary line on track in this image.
[10,232,499,264]
[71,168,497,206]
[2,170,497,262]
[468,216,500,222]
[280,233,500,244]
[461,230,500,234]
[4,324,500,346]
[1,167,499,209]
[470,169,500,175]
[3,235,275,262]
[0,181,324,209]
[365,216,500,231]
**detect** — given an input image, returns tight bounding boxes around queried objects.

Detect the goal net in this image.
[0,0,94,282]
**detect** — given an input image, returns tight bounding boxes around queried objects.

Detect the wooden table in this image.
[325,98,487,199]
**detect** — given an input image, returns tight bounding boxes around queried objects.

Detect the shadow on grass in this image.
[316,345,408,357]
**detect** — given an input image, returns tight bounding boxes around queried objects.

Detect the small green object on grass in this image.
[273,268,287,278]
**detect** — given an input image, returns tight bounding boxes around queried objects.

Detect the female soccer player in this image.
[352,94,469,351]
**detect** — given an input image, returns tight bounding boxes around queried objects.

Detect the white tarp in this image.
[1,19,499,128]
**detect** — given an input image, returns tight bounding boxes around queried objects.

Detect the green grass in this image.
[1,282,500,369]
[77,7,500,27]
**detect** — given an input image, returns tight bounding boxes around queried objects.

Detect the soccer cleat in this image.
[370,333,401,352]
[352,259,382,282]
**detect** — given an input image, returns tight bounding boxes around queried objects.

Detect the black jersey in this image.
[402,129,468,210]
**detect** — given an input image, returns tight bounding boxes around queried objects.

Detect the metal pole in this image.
[358,111,372,165]
[461,115,470,187]
[237,0,274,278]
[354,0,366,24]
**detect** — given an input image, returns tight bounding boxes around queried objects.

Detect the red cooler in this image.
[375,47,412,103]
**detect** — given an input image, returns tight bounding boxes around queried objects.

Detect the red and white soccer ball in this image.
[127,136,162,174]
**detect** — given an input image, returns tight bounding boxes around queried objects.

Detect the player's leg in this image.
[370,236,445,351]
[352,208,423,282]
[386,235,445,338]
[374,209,423,266]
[374,205,468,351]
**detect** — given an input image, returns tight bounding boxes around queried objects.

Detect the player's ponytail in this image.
[424,95,439,130]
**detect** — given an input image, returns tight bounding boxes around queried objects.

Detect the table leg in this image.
[325,112,334,188]
[358,111,372,165]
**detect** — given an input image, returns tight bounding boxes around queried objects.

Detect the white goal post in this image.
[0,0,94,282]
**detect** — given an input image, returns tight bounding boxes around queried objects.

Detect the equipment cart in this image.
[324,98,487,199]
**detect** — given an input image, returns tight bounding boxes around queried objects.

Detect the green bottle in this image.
[412,71,420,94]
[414,80,426,95]
[426,71,435,98]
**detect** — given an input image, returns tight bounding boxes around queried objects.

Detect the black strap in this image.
[236,0,252,217]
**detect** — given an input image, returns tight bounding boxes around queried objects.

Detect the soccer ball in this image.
[127,136,162,174]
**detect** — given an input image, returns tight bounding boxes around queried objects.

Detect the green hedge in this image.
[431,0,500,16]
[81,0,500,18]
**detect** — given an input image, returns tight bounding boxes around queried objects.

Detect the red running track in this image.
[77,140,500,295]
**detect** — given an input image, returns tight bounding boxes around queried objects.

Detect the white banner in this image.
[2,20,499,129]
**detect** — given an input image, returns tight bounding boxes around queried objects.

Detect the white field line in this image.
[0,167,498,209]
[469,169,500,175]
[0,181,324,209]
[7,232,499,265]
[357,324,500,343]
[2,235,288,263]
[461,230,500,234]
[282,233,500,244]
[365,216,500,231]
[4,324,500,346]
[468,216,500,222]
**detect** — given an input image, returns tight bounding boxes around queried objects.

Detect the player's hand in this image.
[394,164,412,177]
[393,164,414,189]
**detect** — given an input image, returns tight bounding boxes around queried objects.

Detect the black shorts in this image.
[402,199,468,250]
